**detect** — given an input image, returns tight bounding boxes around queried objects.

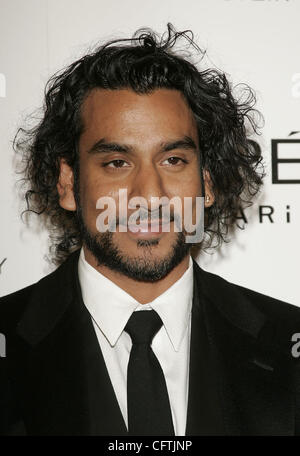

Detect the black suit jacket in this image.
[1,249,300,436]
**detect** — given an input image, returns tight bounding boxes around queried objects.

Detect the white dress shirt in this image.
[77,247,194,436]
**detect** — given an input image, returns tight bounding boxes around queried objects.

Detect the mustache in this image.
[117,207,178,226]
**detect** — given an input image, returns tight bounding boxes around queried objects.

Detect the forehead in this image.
[79,88,198,143]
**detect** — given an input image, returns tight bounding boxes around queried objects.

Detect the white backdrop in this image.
[0,0,299,305]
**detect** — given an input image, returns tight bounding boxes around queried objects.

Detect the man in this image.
[1,24,300,436]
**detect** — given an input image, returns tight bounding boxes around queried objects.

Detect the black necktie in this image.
[124,310,175,436]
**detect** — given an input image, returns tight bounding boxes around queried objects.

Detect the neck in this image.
[82,246,190,304]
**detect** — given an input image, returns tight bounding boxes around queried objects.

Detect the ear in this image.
[203,169,215,208]
[57,159,77,211]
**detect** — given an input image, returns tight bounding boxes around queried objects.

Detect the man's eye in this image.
[103,157,187,169]
[103,159,130,169]
[162,157,187,166]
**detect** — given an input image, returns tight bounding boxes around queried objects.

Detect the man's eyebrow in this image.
[88,138,131,154]
[87,136,198,155]
[161,136,197,152]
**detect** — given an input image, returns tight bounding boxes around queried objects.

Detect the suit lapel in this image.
[187,260,297,435]
[12,250,127,435]
[185,272,225,435]
[73,272,128,436]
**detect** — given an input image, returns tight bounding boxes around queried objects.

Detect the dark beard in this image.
[76,205,191,282]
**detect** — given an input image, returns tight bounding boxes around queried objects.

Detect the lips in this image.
[128,221,170,233]
[123,219,172,236]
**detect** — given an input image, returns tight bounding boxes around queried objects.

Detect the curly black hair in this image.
[15,23,264,265]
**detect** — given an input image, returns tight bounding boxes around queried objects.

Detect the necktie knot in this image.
[124,310,163,345]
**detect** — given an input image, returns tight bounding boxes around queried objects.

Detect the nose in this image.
[129,162,167,212]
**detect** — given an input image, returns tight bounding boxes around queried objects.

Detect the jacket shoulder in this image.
[235,282,300,321]
[0,250,80,335]
[196,263,300,324]
[0,285,35,334]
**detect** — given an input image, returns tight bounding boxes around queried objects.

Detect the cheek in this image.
[175,177,202,200]
[78,169,105,226]
[79,163,104,205]
[177,176,202,220]
[79,173,121,231]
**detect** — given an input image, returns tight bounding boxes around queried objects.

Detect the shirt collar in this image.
[78,248,193,351]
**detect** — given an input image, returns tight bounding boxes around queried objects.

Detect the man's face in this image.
[63,88,204,281]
